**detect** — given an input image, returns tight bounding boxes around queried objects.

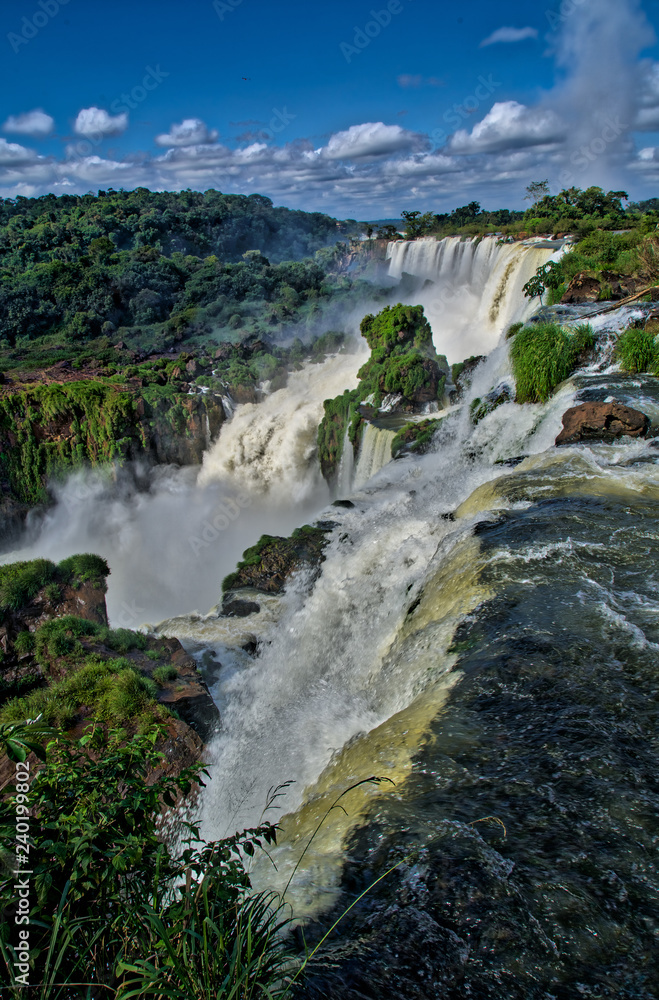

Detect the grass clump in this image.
[0,654,162,728]
[58,552,109,590]
[153,664,178,684]
[510,322,595,403]
[105,627,147,653]
[615,326,659,373]
[0,558,57,612]
[34,615,104,666]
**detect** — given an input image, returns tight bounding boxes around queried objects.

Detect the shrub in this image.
[510,322,595,403]
[615,326,659,374]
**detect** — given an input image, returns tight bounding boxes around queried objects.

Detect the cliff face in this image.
[0,381,225,515]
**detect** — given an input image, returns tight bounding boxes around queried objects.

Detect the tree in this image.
[525,180,550,204]
[401,211,435,239]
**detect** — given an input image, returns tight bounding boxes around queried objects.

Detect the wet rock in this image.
[332,499,355,508]
[222,525,330,595]
[556,401,650,445]
[222,598,260,617]
[451,355,486,401]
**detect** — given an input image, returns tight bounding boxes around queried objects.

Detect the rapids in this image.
[2,235,658,994]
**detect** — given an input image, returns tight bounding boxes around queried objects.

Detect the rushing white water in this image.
[0,353,366,625]
[198,333,577,838]
[199,350,365,502]
[352,424,396,490]
[387,235,556,362]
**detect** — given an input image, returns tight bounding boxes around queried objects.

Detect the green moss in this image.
[222,524,329,594]
[614,326,659,374]
[510,322,595,404]
[391,418,443,458]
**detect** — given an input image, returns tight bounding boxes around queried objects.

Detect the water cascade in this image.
[351,424,397,489]
[387,235,557,360]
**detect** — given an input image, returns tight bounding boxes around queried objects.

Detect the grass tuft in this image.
[510,322,595,403]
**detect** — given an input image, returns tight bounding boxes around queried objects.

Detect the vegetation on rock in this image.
[222,524,330,594]
[391,418,444,458]
[615,324,659,374]
[510,322,595,404]
[317,304,448,483]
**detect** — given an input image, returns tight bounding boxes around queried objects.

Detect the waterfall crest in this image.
[387,235,556,361]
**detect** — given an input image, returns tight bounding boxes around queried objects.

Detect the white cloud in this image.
[74,107,128,138]
[480,26,538,47]
[2,110,54,137]
[323,122,424,160]
[448,102,565,154]
[0,139,42,165]
[155,118,219,147]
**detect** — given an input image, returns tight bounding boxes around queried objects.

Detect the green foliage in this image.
[0,650,161,728]
[359,303,434,354]
[0,558,57,611]
[0,382,139,504]
[153,664,178,684]
[614,326,659,374]
[222,524,329,594]
[33,615,104,666]
[524,230,644,299]
[0,188,363,352]
[105,627,147,654]
[318,304,444,481]
[0,730,287,995]
[510,322,596,403]
[58,552,109,590]
[391,418,443,458]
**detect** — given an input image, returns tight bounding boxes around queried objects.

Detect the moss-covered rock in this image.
[317,304,448,484]
[0,554,219,750]
[0,380,225,506]
[222,524,330,594]
[391,418,444,458]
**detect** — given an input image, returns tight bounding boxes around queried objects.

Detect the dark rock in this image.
[185,357,201,376]
[556,401,650,445]
[222,525,330,595]
[332,499,355,508]
[214,344,235,361]
[222,599,260,617]
[560,272,601,304]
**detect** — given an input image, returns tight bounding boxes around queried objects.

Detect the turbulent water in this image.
[3,237,658,995]
[387,235,558,361]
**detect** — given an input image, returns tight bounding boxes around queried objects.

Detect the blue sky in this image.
[2,0,659,217]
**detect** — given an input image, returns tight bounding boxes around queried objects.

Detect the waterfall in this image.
[198,350,365,503]
[387,235,557,361]
[335,426,354,497]
[352,424,396,489]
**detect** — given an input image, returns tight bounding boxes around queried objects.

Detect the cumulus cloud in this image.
[3,3,659,216]
[2,110,54,137]
[480,26,538,47]
[74,107,128,138]
[323,122,424,160]
[448,102,565,154]
[155,118,219,147]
